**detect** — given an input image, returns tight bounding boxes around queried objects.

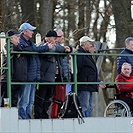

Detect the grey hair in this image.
[121,62,132,70]
[125,37,133,45]
[54,28,62,32]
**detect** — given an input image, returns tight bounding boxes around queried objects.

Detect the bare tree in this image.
[20,0,35,24]
[111,0,133,48]
[39,0,54,37]
[66,0,76,36]
[0,1,2,31]
[84,0,92,35]
[99,1,111,42]
[77,0,85,38]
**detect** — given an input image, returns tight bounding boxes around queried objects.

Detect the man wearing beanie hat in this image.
[1,29,23,107]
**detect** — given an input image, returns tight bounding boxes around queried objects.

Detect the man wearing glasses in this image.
[77,36,98,117]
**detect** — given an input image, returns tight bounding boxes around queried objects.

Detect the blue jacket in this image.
[20,35,49,81]
[117,48,133,74]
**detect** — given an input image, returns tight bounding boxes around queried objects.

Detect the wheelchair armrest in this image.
[114,92,127,97]
[105,84,115,89]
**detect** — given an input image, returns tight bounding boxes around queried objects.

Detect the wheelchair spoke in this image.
[104,100,131,117]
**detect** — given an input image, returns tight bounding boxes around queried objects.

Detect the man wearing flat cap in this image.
[77,36,99,117]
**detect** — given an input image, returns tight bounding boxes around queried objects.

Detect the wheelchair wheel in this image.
[104,100,131,117]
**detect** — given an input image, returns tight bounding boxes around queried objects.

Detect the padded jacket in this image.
[1,42,27,82]
[20,35,49,81]
[77,46,98,92]
[117,48,133,74]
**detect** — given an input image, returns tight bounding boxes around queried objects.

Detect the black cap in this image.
[45,30,60,37]
[7,30,20,37]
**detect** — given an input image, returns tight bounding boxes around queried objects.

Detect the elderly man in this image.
[117,37,133,74]
[34,29,72,119]
[1,30,22,107]
[18,23,53,119]
[34,30,66,119]
[77,36,98,117]
[115,62,133,114]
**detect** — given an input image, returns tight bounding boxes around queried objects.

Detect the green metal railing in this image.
[0,36,12,106]
[1,36,133,107]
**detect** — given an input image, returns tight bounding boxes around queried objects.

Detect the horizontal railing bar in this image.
[11,82,75,85]
[0,67,8,69]
[10,81,133,85]
[0,36,10,38]
[10,51,133,56]
[98,48,124,52]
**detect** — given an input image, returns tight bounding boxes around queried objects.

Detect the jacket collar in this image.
[125,48,133,54]
[20,35,33,46]
[78,46,88,53]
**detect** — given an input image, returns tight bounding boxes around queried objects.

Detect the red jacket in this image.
[115,73,133,98]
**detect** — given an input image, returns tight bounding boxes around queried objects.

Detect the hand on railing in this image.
[99,81,106,88]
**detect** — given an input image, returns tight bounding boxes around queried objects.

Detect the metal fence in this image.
[1,34,133,114]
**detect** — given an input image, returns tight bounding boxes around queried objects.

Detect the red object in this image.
[115,73,133,98]
[50,85,66,118]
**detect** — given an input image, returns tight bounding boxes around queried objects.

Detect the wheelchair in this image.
[104,85,132,117]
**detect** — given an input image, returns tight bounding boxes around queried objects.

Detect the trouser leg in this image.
[34,85,55,119]
[18,84,32,119]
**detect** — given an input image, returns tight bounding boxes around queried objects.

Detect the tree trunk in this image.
[20,0,35,24]
[0,1,2,31]
[85,0,93,35]
[67,0,76,38]
[39,0,54,37]
[111,0,133,48]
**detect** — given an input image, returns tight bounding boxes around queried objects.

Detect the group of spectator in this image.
[1,22,133,119]
[1,23,72,119]
[116,37,133,115]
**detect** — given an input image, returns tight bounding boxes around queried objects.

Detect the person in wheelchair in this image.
[115,62,133,115]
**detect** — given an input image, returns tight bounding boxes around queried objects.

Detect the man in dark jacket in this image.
[1,30,22,107]
[77,36,98,117]
[18,23,53,119]
[117,37,133,74]
[34,30,72,119]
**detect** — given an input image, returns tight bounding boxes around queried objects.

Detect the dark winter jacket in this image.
[61,57,71,82]
[40,44,72,82]
[19,35,49,81]
[77,46,98,92]
[117,48,133,74]
[1,42,27,82]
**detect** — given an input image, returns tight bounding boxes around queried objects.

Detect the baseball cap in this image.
[6,30,21,37]
[79,36,94,43]
[19,23,36,31]
[45,30,61,37]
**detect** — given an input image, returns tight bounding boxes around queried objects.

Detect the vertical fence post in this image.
[0,32,6,104]
[0,32,6,71]
[6,37,11,107]
[73,54,77,94]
